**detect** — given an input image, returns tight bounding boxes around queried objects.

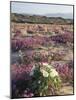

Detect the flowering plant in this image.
[30,62,61,96]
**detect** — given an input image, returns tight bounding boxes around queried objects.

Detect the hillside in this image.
[11,13,73,24]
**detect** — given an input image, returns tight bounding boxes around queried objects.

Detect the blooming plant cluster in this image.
[28,62,61,96]
[11,32,73,52]
[55,64,73,83]
[12,36,47,51]
[51,32,73,43]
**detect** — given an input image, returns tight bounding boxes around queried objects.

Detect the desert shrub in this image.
[30,63,61,96]
[55,63,73,84]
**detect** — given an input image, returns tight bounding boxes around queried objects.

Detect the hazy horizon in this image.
[11,2,73,19]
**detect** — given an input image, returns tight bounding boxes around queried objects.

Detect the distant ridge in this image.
[45,13,73,19]
[11,13,73,24]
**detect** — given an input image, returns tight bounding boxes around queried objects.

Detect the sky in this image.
[11,2,73,15]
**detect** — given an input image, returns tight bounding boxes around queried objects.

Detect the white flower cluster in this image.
[40,62,59,78]
[40,69,49,77]
[30,62,59,79]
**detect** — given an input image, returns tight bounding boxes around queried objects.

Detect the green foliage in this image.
[30,63,61,96]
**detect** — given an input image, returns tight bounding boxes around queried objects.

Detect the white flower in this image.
[32,65,36,71]
[47,65,53,69]
[50,68,59,78]
[40,69,49,77]
[41,63,59,78]
[42,63,53,69]
[30,65,36,76]
[38,80,41,84]
[30,71,34,76]
[42,62,49,66]
[44,86,48,90]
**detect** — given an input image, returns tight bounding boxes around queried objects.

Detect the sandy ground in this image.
[59,83,73,95]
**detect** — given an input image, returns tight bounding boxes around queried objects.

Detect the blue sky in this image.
[11,2,73,15]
